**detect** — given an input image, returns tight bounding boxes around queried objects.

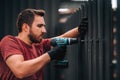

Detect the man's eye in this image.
[37,24,46,28]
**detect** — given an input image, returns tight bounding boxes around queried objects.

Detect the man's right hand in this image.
[47,46,66,60]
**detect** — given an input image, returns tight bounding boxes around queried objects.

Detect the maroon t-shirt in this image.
[0,35,51,80]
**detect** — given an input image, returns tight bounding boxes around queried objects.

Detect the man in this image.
[0,9,88,80]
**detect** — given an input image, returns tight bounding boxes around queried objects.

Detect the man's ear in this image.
[22,23,30,32]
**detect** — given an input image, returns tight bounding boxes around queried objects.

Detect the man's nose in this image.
[42,27,47,33]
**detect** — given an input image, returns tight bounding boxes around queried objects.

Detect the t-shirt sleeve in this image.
[0,36,23,60]
[41,39,51,52]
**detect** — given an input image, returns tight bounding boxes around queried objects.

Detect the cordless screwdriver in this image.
[50,37,78,68]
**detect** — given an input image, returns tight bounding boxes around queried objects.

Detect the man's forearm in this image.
[59,27,79,38]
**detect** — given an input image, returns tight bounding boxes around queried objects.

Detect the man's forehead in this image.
[34,15,45,24]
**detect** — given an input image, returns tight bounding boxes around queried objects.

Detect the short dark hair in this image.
[16,9,45,32]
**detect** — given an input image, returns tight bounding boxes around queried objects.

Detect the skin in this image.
[5,14,80,79]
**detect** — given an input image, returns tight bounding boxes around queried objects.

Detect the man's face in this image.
[28,15,46,43]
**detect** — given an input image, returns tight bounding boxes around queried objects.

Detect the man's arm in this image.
[6,53,50,79]
[59,17,88,38]
[6,46,66,79]
[59,27,80,38]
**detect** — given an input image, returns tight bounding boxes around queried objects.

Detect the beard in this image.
[28,30,42,43]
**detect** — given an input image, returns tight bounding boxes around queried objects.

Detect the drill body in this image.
[50,37,78,68]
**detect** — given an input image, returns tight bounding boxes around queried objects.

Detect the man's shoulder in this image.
[0,35,16,43]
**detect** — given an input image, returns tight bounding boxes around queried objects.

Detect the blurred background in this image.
[0,0,120,80]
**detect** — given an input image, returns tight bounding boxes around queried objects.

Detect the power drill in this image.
[50,37,78,68]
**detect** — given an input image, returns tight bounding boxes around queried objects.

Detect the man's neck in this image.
[17,33,32,45]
